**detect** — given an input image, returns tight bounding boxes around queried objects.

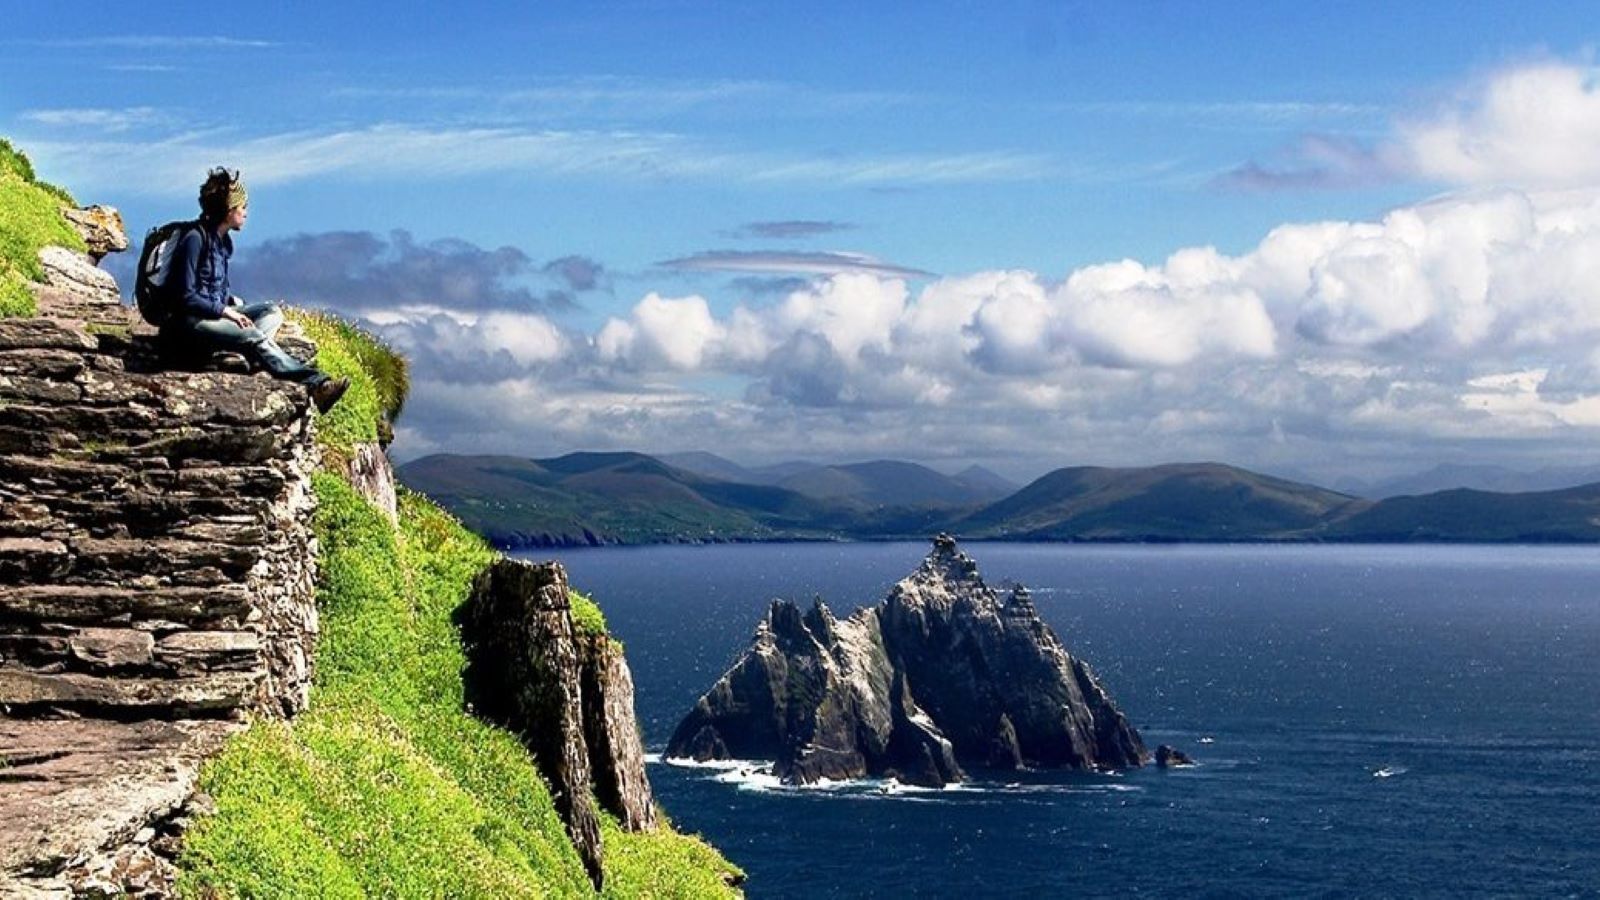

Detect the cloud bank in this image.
[174,60,1600,480]
[333,178,1600,479]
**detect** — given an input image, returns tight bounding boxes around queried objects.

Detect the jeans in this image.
[165,301,328,386]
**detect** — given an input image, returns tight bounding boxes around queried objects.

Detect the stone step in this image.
[0,628,260,677]
[0,496,273,542]
[0,584,254,627]
[0,717,240,895]
[0,537,262,586]
[0,317,98,352]
[0,455,290,500]
[0,667,262,714]
[0,346,89,379]
[14,424,305,466]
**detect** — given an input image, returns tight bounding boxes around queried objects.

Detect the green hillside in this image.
[775,459,1007,507]
[405,453,1600,546]
[178,323,739,897]
[0,139,83,317]
[957,462,1360,540]
[400,451,842,545]
[1315,484,1600,541]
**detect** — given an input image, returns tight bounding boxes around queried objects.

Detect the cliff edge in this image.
[1,142,737,897]
[0,208,329,895]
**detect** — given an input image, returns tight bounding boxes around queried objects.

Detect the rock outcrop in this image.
[1155,744,1195,768]
[60,205,128,262]
[459,557,659,891]
[1,216,322,896]
[667,534,1148,786]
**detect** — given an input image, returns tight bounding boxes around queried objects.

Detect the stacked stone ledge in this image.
[1,215,324,897]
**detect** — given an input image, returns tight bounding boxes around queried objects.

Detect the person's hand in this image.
[223,308,252,329]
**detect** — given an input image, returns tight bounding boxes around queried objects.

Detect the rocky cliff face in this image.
[459,557,659,891]
[0,215,331,896]
[667,534,1147,786]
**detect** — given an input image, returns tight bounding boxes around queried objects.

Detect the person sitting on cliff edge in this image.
[162,167,349,413]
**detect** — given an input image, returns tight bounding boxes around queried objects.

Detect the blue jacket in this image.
[171,222,232,318]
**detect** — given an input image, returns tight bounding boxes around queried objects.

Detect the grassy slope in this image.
[178,320,738,897]
[959,462,1358,539]
[400,453,822,544]
[0,139,84,317]
[1315,483,1600,541]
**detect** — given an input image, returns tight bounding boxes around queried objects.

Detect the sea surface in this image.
[526,542,1600,897]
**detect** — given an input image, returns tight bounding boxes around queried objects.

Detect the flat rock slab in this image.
[0,717,239,889]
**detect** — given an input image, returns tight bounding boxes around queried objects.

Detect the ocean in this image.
[527,542,1600,897]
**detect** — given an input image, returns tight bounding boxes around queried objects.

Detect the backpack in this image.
[134,220,200,326]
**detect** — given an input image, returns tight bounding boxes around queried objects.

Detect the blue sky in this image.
[6,3,1600,486]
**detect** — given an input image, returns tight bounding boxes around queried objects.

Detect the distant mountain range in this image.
[660,452,1016,508]
[398,452,1600,546]
[1351,463,1600,499]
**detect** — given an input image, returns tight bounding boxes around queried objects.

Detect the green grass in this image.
[569,590,610,639]
[601,812,744,899]
[0,139,84,318]
[289,308,406,453]
[181,477,740,897]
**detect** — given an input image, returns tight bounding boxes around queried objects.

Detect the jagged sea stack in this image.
[667,535,1147,786]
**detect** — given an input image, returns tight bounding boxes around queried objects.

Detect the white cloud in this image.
[769,274,908,365]
[1400,62,1600,188]
[476,312,568,367]
[1056,258,1277,366]
[20,107,169,132]
[1225,60,1600,192]
[598,293,723,371]
[378,182,1600,481]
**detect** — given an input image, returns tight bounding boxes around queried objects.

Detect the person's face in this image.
[226,203,248,231]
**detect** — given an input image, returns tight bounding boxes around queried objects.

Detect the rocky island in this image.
[667,534,1149,787]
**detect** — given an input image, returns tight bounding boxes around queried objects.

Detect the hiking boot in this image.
[311,376,350,414]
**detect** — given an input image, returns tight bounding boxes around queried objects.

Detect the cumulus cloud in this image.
[597,294,724,371]
[1399,62,1600,188]
[381,311,570,384]
[1226,60,1600,191]
[378,184,1600,483]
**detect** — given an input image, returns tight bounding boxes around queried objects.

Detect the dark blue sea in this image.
[526,543,1600,897]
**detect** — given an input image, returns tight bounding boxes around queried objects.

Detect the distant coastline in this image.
[401,451,1600,548]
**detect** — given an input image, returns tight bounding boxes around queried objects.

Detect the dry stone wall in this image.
[0,229,322,897]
